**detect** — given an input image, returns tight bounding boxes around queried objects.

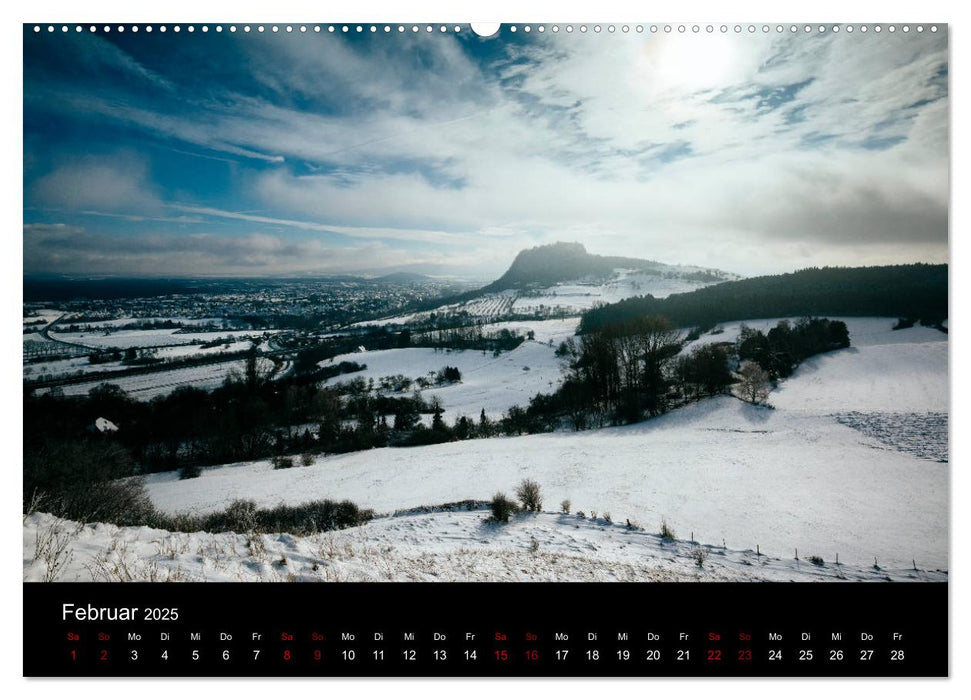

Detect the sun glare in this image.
[648,34,741,91]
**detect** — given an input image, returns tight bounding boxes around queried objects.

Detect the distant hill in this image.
[480,242,733,292]
[578,264,949,333]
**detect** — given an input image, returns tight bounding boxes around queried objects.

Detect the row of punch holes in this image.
[33,24,939,35]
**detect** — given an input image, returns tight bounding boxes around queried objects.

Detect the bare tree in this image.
[737,361,770,404]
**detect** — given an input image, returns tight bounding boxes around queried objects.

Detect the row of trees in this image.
[517,316,850,431]
[552,316,691,427]
[737,318,850,379]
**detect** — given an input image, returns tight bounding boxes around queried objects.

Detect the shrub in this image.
[220,499,258,532]
[490,492,516,523]
[252,500,373,534]
[693,546,709,567]
[809,555,824,566]
[515,479,542,512]
[179,464,202,480]
[576,510,586,519]
[272,456,295,470]
[300,452,315,467]
[23,440,155,525]
[660,519,676,540]
[560,499,571,514]
[197,499,373,536]
[603,512,612,524]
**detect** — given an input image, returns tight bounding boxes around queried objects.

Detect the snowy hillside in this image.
[358,265,738,327]
[140,318,947,575]
[322,318,579,421]
[26,316,946,582]
[509,267,737,314]
[23,510,944,583]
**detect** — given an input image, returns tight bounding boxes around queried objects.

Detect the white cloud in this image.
[30,153,164,214]
[25,29,949,277]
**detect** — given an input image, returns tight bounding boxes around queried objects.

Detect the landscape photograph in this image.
[22,24,948,583]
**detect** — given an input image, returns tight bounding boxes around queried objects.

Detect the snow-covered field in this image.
[357,268,736,327]
[323,317,580,421]
[61,316,226,330]
[50,328,274,350]
[25,317,948,582]
[24,509,944,583]
[24,340,252,382]
[22,308,64,328]
[511,270,730,314]
[325,341,569,421]
[36,357,275,400]
[24,355,127,379]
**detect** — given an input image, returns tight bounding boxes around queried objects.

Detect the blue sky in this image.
[23,25,948,278]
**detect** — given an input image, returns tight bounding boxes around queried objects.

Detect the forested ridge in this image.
[579,264,948,333]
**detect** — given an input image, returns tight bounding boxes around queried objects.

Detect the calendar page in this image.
[22,21,948,677]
